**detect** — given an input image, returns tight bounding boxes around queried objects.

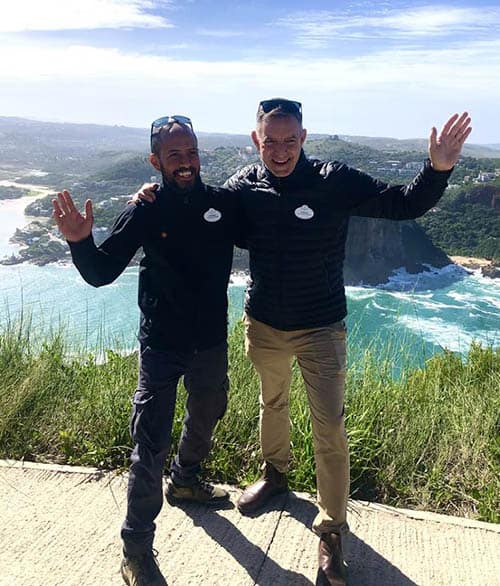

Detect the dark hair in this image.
[150,123,197,157]
[256,98,302,125]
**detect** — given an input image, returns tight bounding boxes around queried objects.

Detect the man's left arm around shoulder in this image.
[350,112,472,220]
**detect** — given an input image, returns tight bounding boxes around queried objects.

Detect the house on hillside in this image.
[476,172,496,182]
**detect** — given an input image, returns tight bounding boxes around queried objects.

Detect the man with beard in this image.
[53,116,239,586]
[133,102,471,585]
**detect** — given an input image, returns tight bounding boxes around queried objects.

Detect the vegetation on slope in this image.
[0,319,498,523]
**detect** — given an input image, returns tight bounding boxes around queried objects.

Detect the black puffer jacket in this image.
[69,181,239,351]
[225,152,451,331]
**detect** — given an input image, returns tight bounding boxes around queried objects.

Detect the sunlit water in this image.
[0,189,498,374]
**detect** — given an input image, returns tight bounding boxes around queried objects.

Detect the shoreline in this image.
[450,255,499,279]
[1,245,498,283]
[450,255,493,269]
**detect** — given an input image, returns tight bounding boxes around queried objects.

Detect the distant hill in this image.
[197,132,252,149]
[338,135,500,159]
[0,116,148,152]
[1,116,498,278]
[0,116,250,157]
[305,137,383,164]
[1,116,498,158]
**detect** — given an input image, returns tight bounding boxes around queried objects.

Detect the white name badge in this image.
[294,205,314,220]
[203,208,222,222]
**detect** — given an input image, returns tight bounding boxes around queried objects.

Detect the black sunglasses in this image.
[257,98,302,121]
[150,115,193,145]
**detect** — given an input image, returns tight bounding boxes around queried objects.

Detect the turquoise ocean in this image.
[1,193,499,374]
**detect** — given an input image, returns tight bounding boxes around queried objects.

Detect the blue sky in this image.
[1,0,499,143]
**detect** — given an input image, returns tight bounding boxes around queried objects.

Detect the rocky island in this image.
[2,220,69,266]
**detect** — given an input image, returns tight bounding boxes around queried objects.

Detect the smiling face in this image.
[252,114,307,178]
[149,123,200,192]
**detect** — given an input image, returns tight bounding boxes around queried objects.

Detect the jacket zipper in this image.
[276,178,284,329]
[183,189,197,351]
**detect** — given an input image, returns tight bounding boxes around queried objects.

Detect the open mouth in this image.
[174,168,194,180]
[272,158,289,167]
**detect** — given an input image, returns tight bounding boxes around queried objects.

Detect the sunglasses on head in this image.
[150,115,193,144]
[258,98,302,121]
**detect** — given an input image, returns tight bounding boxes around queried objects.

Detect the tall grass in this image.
[0,319,498,522]
[0,317,135,467]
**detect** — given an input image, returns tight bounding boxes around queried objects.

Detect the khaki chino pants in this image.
[244,313,349,535]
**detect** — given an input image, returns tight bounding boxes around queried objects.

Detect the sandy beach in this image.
[450,255,493,269]
[0,180,55,257]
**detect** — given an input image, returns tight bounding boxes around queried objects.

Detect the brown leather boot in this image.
[316,532,347,585]
[237,462,288,514]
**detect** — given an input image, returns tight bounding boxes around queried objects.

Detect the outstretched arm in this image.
[348,113,472,220]
[53,190,143,286]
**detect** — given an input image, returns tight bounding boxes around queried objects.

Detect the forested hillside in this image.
[1,117,498,277]
[417,180,500,261]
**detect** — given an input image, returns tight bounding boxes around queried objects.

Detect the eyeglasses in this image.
[257,98,302,122]
[150,115,193,145]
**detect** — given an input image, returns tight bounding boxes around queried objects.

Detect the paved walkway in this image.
[1,460,499,585]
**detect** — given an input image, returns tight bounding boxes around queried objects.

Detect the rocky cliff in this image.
[344,217,451,285]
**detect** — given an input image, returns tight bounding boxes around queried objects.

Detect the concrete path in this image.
[1,460,499,585]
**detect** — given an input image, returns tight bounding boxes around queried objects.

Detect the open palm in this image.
[429,112,472,171]
[52,190,94,243]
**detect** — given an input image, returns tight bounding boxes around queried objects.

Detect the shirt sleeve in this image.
[67,204,145,287]
[343,160,452,220]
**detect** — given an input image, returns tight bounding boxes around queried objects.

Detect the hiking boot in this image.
[316,532,347,586]
[165,476,229,505]
[237,462,288,515]
[120,550,167,586]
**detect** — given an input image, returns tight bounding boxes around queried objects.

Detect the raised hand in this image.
[128,182,160,205]
[52,190,94,243]
[429,112,472,171]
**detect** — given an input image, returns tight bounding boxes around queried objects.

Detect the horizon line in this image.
[0,114,499,148]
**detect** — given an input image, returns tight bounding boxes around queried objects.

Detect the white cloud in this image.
[0,0,172,32]
[1,39,498,93]
[0,37,498,141]
[276,5,500,48]
[379,6,492,35]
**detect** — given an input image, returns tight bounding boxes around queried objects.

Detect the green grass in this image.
[0,319,498,523]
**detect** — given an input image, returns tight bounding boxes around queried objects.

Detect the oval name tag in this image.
[294,204,314,220]
[203,208,222,222]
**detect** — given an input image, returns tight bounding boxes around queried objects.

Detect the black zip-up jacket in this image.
[68,180,239,352]
[225,152,452,331]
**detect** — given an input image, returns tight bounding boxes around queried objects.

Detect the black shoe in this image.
[237,462,288,515]
[165,477,229,506]
[120,550,167,586]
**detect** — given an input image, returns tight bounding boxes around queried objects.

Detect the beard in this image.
[160,164,200,194]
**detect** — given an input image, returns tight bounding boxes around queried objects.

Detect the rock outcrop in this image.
[344,217,450,285]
